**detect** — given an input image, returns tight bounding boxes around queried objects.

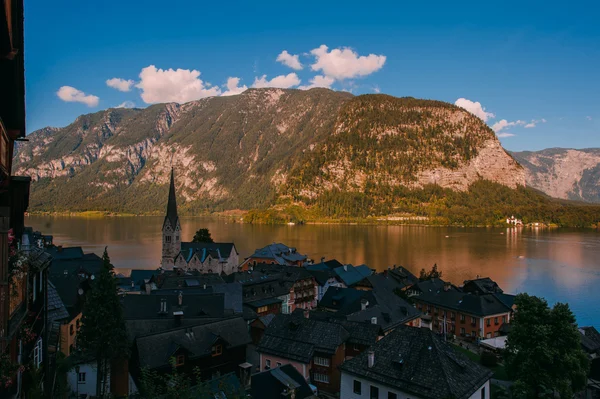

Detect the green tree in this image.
[192,228,214,243]
[77,248,130,398]
[419,263,443,281]
[505,294,589,398]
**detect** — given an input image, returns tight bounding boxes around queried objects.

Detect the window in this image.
[276,362,282,367]
[460,327,466,335]
[314,356,330,367]
[502,316,507,323]
[494,317,499,325]
[481,386,486,399]
[353,380,362,394]
[471,317,476,324]
[33,274,37,302]
[486,318,491,326]
[486,332,491,338]
[388,392,397,399]
[460,314,465,322]
[313,373,329,383]
[175,354,185,366]
[265,359,271,370]
[257,306,268,314]
[78,372,86,383]
[165,235,172,243]
[370,385,379,399]
[450,312,455,319]
[353,344,361,352]
[211,344,222,357]
[33,338,43,368]
[494,331,499,337]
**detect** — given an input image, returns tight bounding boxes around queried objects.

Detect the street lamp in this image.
[75,365,80,399]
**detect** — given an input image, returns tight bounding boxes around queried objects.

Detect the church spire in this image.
[165,168,179,228]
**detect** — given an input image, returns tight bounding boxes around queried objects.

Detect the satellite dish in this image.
[78,288,84,296]
[90,275,95,280]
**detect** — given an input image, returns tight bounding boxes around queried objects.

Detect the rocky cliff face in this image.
[14,88,525,213]
[511,148,600,203]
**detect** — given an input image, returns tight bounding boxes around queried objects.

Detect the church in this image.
[160,169,239,274]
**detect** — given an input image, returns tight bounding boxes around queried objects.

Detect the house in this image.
[66,356,139,399]
[333,264,373,287]
[250,314,276,345]
[407,277,459,297]
[130,317,251,386]
[306,258,344,271]
[319,287,376,316]
[251,364,317,399]
[579,326,600,381]
[306,268,344,301]
[160,169,239,273]
[251,263,318,311]
[385,265,419,290]
[239,243,308,270]
[413,288,514,339]
[339,325,493,399]
[462,277,503,295]
[257,313,381,394]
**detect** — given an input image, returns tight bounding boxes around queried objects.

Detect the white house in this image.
[67,361,138,398]
[339,325,492,399]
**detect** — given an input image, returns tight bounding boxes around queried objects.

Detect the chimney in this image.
[303,309,310,319]
[444,282,451,291]
[343,265,348,272]
[371,317,377,325]
[131,280,135,289]
[367,351,375,368]
[57,245,63,252]
[178,291,183,306]
[361,298,369,311]
[320,257,325,263]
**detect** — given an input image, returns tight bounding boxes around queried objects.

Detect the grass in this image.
[452,344,511,381]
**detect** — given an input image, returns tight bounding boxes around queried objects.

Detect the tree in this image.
[419,263,443,281]
[192,228,214,243]
[505,293,589,398]
[77,248,130,398]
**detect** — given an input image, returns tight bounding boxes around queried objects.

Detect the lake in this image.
[26,215,600,328]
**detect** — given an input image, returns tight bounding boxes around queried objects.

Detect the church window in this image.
[165,236,172,243]
[176,235,179,242]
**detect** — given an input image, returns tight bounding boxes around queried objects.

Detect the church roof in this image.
[163,168,179,230]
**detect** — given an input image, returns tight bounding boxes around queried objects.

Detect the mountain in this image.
[14,88,600,227]
[511,148,600,203]
[14,88,523,213]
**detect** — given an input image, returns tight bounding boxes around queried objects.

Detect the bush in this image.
[481,351,498,367]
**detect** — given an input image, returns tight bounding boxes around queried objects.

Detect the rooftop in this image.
[416,290,512,317]
[251,364,315,399]
[340,326,493,399]
[333,264,373,287]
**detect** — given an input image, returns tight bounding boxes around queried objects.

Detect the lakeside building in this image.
[160,169,239,273]
[339,325,493,399]
[240,243,308,270]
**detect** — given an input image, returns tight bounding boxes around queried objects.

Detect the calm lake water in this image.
[26,215,600,328]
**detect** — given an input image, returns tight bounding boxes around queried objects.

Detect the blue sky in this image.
[24,0,600,151]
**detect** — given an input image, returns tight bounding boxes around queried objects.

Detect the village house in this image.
[339,325,493,399]
[130,317,251,386]
[332,264,373,287]
[252,364,318,399]
[413,285,514,339]
[257,313,381,394]
[306,268,344,301]
[160,169,239,274]
[239,243,308,270]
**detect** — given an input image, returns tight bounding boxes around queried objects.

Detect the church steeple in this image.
[165,168,179,229]
[161,168,181,270]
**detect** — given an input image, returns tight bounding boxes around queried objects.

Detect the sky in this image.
[24,0,600,151]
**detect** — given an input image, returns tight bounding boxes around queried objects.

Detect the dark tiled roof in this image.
[47,281,70,323]
[333,264,373,286]
[125,318,226,343]
[493,293,516,309]
[246,243,307,265]
[134,317,250,370]
[413,278,458,294]
[416,290,512,317]
[212,283,243,314]
[251,364,314,399]
[49,253,103,278]
[156,272,226,290]
[45,246,84,260]
[246,297,282,309]
[580,326,600,354]
[122,293,225,320]
[258,314,349,362]
[386,266,419,288]
[252,263,314,282]
[340,326,493,399]
[331,319,382,346]
[50,274,91,318]
[130,269,160,285]
[306,269,337,286]
[319,287,376,316]
[259,313,276,327]
[462,278,504,294]
[179,242,237,262]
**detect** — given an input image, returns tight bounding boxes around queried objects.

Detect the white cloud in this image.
[115,101,135,108]
[491,119,526,133]
[136,65,220,104]
[276,50,303,70]
[298,75,335,90]
[221,77,248,96]
[454,98,495,122]
[373,85,381,93]
[524,123,536,128]
[252,73,301,89]
[497,132,516,138]
[309,45,386,80]
[56,86,99,107]
[106,78,135,92]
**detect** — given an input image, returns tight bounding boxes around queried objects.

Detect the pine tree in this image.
[192,228,214,243]
[77,248,129,398]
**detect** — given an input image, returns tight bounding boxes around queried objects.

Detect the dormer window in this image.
[211,344,222,357]
[175,354,185,367]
